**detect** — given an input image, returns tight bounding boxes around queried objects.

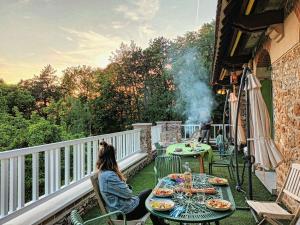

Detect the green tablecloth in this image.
[166,143,214,162]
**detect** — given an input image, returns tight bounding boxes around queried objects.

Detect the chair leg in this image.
[257,218,266,225]
[227,166,232,179]
[230,165,235,181]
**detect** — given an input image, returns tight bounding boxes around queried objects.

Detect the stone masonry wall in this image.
[272,43,300,212]
[156,121,182,143]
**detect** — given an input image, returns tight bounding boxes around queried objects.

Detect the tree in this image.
[61,65,98,100]
[0,83,35,117]
[19,65,61,114]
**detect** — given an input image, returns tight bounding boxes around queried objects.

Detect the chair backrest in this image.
[90,173,110,215]
[70,210,84,225]
[154,155,182,183]
[154,143,165,156]
[282,163,300,202]
[154,142,161,149]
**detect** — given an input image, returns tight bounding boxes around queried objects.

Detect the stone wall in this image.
[156,121,182,143]
[271,42,300,211]
[132,123,154,161]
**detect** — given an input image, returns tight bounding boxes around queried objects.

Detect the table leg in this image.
[199,156,205,173]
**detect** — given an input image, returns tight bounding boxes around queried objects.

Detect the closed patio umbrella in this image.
[247,74,283,170]
[229,93,246,145]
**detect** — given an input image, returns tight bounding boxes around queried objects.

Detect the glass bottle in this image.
[183,162,192,195]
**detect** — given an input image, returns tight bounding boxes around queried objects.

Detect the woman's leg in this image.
[125,189,166,225]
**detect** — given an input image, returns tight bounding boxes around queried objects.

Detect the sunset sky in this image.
[0,0,217,84]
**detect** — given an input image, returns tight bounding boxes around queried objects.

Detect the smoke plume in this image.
[171,48,214,124]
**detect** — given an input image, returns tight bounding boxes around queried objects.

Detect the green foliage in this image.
[0,110,29,151]
[0,82,35,117]
[27,118,64,146]
[0,21,219,151]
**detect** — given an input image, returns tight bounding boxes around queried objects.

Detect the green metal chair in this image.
[154,155,182,183]
[154,142,166,156]
[90,173,150,225]
[208,145,235,179]
[70,210,126,225]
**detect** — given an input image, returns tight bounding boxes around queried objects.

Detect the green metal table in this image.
[145,174,236,224]
[166,143,213,173]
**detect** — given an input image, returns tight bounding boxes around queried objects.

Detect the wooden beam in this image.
[233,9,284,32]
[222,55,252,66]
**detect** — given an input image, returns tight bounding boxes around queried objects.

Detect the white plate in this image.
[153,188,174,197]
[205,199,232,211]
[150,199,175,211]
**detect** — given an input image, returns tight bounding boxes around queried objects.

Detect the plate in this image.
[168,173,184,180]
[153,188,174,197]
[208,177,228,186]
[174,148,183,152]
[150,199,175,211]
[205,199,232,211]
[191,187,217,195]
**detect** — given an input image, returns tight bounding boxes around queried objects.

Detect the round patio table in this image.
[166,143,213,173]
[145,174,236,225]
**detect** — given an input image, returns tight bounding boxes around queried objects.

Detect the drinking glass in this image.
[175,183,184,199]
[197,192,205,204]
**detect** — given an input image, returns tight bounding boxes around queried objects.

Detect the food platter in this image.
[153,188,174,197]
[191,187,216,194]
[205,199,232,211]
[168,173,184,180]
[150,199,175,211]
[208,177,228,186]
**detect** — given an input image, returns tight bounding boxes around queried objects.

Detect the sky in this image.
[0,0,217,84]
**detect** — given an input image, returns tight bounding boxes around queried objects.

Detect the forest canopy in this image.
[0,21,224,152]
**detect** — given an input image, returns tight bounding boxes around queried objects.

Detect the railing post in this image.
[32,153,39,201]
[17,156,25,209]
[132,123,152,160]
[65,146,70,186]
[1,159,9,216]
[9,157,17,213]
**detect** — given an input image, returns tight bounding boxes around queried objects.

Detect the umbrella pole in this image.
[222,89,230,144]
[245,72,254,200]
[229,97,232,143]
[234,67,247,191]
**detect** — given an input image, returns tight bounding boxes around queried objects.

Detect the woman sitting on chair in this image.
[96,141,167,225]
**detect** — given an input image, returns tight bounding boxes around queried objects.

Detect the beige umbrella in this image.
[247,73,283,170]
[229,93,246,145]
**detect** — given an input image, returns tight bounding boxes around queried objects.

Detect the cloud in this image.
[111,21,126,29]
[50,27,125,68]
[115,0,159,22]
[114,0,159,41]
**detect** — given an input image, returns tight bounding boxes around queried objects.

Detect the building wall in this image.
[253,9,300,211]
[272,43,300,211]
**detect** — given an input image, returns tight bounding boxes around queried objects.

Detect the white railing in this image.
[0,129,141,218]
[181,124,230,142]
[151,125,162,145]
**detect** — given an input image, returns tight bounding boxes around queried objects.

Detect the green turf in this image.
[82,152,276,225]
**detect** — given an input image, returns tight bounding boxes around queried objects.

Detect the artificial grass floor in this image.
[83,153,276,225]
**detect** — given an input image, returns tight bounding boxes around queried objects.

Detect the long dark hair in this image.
[96,140,126,181]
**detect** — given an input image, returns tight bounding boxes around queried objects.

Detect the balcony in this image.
[0,122,274,225]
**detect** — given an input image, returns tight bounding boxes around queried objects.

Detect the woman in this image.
[96,141,167,225]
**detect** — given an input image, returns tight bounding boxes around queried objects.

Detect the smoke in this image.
[171,48,214,124]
